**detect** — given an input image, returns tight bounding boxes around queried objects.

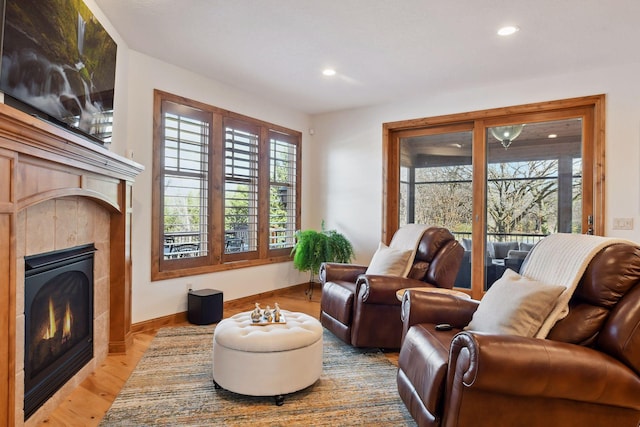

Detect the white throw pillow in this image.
[465,269,565,337]
[365,242,413,277]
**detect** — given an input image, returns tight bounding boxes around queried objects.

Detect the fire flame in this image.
[43,297,57,340]
[62,302,73,342]
[41,298,73,342]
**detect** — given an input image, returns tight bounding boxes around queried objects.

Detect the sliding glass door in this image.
[387,96,604,298]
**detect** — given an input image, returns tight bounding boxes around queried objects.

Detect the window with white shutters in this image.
[152,90,301,280]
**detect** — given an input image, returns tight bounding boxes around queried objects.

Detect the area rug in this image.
[100,325,416,426]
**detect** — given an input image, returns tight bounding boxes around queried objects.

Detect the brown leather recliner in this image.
[319,226,463,349]
[397,242,640,427]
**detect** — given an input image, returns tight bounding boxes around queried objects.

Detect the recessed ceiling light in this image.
[322,68,336,76]
[497,26,519,36]
[548,134,558,139]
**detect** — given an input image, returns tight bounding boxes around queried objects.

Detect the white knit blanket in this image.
[389,224,431,276]
[390,224,430,252]
[521,233,633,338]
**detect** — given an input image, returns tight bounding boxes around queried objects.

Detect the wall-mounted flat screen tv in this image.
[0,0,117,145]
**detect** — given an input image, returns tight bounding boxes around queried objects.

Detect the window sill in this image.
[151,254,293,281]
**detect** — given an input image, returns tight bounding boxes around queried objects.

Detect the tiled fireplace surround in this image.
[0,103,143,426]
[17,198,110,424]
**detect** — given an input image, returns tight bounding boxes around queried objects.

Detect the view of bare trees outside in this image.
[488,160,570,238]
[400,117,585,250]
[401,158,582,240]
[401,165,473,234]
[488,161,559,237]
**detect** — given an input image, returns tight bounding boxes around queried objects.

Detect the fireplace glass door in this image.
[23,244,95,419]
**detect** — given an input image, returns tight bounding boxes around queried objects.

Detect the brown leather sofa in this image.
[397,242,640,426]
[319,226,463,349]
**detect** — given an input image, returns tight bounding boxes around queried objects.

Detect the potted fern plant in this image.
[291,222,354,296]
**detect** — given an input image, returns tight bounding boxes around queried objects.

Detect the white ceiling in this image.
[94,0,640,115]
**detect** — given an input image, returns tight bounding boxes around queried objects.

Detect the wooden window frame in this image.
[151,90,302,281]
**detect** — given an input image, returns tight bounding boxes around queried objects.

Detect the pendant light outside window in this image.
[490,124,525,149]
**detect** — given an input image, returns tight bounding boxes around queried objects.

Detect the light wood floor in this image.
[36,284,400,426]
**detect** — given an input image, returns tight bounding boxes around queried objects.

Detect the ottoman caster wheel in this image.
[275,395,285,406]
[213,380,221,390]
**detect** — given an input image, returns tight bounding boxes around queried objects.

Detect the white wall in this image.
[124,51,311,323]
[310,62,640,266]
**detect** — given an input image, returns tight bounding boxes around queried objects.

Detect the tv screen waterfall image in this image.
[0,0,117,143]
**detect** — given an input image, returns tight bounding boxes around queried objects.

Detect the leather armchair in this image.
[397,243,640,427]
[319,226,463,349]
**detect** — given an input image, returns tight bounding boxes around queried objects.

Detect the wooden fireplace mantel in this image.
[0,103,144,426]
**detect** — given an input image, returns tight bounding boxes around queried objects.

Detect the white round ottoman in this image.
[212,310,323,405]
